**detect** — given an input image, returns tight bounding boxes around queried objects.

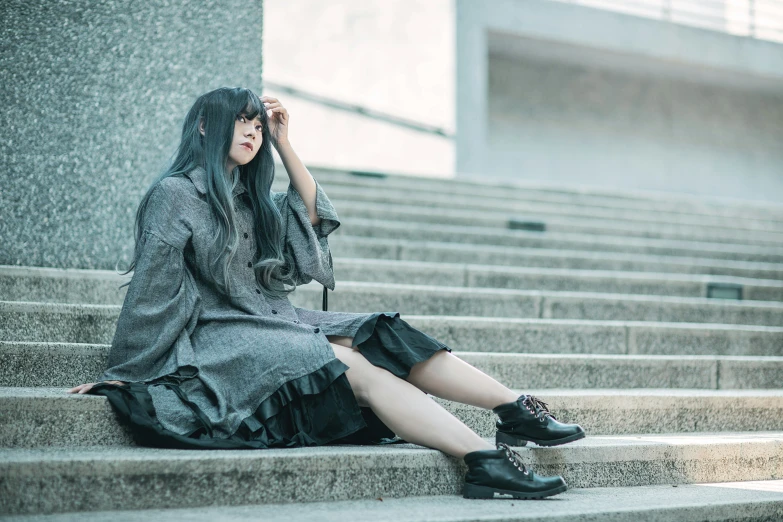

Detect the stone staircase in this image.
[2,166,783,520]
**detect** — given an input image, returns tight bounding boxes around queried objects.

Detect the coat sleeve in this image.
[99,181,201,384]
[271,178,341,290]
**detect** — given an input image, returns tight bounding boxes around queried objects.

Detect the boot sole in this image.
[496,430,586,447]
[463,482,568,499]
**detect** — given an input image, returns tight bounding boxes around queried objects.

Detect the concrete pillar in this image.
[0,0,264,269]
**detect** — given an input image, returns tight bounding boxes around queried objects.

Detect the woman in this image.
[67,87,585,500]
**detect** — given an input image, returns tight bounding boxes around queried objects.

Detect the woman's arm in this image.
[261,95,321,227]
[275,139,321,227]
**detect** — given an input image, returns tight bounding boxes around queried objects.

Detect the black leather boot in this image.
[494,394,585,447]
[463,442,567,499]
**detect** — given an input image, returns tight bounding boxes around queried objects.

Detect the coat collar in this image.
[185,166,247,197]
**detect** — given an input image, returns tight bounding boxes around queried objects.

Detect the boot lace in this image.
[497,442,529,475]
[521,394,558,421]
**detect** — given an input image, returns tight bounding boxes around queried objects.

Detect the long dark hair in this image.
[117,86,298,299]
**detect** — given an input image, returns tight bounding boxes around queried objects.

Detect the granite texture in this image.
[4,286,783,348]
[6,389,783,449]
[0,0,264,269]
[311,179,783,235]
[541,292,783,326]
[0,445,464,515]
[629,323,783,356]
[381,239,783,281]
[439,389,783,438]
[2,432,783,515]
[3,261,783,307]
[4,485,783,522]
[6,340,783,389]
[4,297,783,353]
[300,167,783,222]
[0,266,130,304]
[0,388,135,447]
[333,220,783,266]
[0,301,119,343]
[334,200,783,246]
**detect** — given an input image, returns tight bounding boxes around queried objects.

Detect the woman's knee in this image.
[330,343,390,407]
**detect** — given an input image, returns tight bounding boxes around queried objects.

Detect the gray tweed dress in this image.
[89,166,451,449]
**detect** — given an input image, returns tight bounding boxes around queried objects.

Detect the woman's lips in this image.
[240,143,253,152]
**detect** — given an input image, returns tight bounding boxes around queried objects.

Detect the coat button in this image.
[244,232,249,239]
[313,327,320,333]
[255,289,261,294]
[247,261,253,268]
[271,310,278,314]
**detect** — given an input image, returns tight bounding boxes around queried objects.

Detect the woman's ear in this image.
[199,120,205,136]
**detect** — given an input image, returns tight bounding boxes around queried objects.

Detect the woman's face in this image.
[225,113,264,172]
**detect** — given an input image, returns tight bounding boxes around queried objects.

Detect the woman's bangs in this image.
[237,89,264,121]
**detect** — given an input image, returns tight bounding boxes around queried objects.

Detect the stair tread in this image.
[7,481,783,522]
[3,431,783,464]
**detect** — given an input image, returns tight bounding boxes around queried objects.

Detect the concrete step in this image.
[333,200,783,247]
[2,291,782,348]
[338,260,783,301]
[333,219,783,266]
[289,166,783,223]
[405,317,783,356]
[318,182,783,234]
[331,236,783,281]
[439,388,783,440]
[3,305,782,355]
[3,388,783,448]
[8,482,783,522]
[54,262,783,304]
[4,262,782,306]
[2,430,782,515]
[2,341,781,389]
[294,283,783,326]
[6,282,783,336]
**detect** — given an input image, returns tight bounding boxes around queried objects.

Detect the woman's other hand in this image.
[67,381,126,394]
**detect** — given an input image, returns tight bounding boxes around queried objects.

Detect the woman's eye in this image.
[256,125,263,132]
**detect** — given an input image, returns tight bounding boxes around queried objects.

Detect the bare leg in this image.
[407,350,519,410]
[327,334,518,411]
[330,343,493,458]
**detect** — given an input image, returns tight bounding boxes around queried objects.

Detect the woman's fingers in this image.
[66,380,126,394]
[67,383,95,394]
[262,98,287,119]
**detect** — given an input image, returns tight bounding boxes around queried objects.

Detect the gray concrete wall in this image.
[0,0,264,270]
[456,0,783,202]
[486,50,783,199]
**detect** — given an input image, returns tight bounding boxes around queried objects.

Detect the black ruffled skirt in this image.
[89,312,452,450]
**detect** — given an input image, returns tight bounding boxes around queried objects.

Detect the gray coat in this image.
[100,166,391,438]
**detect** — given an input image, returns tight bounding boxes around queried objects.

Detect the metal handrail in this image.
[261,80,454,139]
[550,0,783,41]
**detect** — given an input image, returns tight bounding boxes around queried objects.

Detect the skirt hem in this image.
[89,312,452,449]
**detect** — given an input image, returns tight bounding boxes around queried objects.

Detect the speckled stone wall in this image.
[0,0,264,270]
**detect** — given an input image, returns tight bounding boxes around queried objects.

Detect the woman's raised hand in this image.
[67,381,126,394]
[261,95,289,146]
